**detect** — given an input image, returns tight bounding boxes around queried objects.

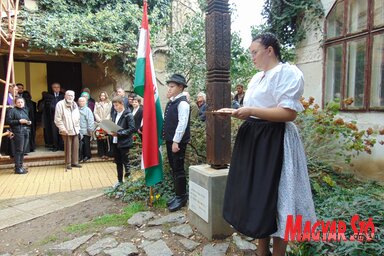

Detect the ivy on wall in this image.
[17,0,172,76]
[262,0,324,47]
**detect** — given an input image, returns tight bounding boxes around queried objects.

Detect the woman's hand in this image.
[172,142,180,153]
[216,108,235,114]
[231,107,253,120]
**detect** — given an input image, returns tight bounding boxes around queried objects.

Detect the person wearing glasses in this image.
[220,33,316,256]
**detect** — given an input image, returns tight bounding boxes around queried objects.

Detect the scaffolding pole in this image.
[0,0,19,154]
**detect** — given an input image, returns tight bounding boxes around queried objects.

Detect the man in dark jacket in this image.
[50,82,65,151]
[163,74,191,212]
[110,96,135,189]
[6,97,31,174]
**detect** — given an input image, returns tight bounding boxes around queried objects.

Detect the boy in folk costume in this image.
[163,74,191,212]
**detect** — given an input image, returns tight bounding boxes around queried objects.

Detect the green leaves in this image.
[166,4,256,94]
[262,0,324,47]
[22,2,142,57]
[18,0,172,76]
[297,97,383,166]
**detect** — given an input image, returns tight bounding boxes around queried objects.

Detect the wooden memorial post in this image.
[188,0,233,240]
[205,0,231,168]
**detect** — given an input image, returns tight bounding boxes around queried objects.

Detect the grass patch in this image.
[38,235,59,245]
[152,197,167,209]
[64,201,146,234]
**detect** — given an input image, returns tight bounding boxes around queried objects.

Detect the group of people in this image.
[4,32,317,255]
[56,87,143,184]
[5,83,144,180]
[186,84,245,123]
[163,33,317,256]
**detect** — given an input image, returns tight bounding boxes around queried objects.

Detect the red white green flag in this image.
[133,0,163,186]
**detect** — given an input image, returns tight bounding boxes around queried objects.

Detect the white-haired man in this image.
[196,92,207,122]
[54,90,82,170]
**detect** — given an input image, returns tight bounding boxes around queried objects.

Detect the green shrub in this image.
[288,163,384,256]
[106,117,243,205]
[296,97,383,167]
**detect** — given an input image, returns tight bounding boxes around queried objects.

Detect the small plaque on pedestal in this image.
[189,181,209,222]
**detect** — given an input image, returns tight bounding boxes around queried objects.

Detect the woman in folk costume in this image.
[220,33,316,256]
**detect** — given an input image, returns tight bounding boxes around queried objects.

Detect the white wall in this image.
[295,0,384,181]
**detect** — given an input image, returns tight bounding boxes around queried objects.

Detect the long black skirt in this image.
[223,118,285,238]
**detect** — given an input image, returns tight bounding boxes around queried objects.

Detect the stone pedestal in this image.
[188,164,234,240]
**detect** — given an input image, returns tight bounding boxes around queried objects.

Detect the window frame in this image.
[323,0,384,111]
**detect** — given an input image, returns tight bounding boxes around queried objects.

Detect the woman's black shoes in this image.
[168,195,188,212]
[15,167,28,174]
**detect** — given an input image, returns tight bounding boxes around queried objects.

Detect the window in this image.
[374,0,384,27]
[324,0,384,111]
[326,0,344,38]
[348,0,367,33]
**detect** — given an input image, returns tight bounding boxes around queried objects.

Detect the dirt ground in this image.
[0,195,242,256]
[0,196,129,255]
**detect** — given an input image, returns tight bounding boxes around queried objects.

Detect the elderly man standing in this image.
[51,83,65,151]
[54,90,82,170]
[196,92,207,122]
[78,96,94,162]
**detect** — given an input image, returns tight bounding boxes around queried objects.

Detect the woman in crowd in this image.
[131,96,143,137]
[94,91,112,159]
[7,84,18,106]
[220,33,316,256]
[6,97,31,174]
[78,97,94,162]
[80,91,95,112]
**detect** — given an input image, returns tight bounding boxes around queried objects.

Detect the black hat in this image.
[166,74,188,87]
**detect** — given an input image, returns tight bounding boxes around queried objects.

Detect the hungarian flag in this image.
[133,0,164,186]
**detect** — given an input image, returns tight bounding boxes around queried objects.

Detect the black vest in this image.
[163,96,190,144]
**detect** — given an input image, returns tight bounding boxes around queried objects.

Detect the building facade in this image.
[296,0,384,180]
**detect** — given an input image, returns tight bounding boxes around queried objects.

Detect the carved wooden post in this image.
[205,0,231,168]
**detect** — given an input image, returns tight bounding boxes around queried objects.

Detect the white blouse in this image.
[243,63,304,113]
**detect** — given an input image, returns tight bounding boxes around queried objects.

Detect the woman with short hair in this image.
[6,97,31,174]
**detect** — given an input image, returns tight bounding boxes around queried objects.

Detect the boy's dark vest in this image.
[163,96,190,144]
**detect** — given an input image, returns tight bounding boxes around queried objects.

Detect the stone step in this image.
[0,147,108,169]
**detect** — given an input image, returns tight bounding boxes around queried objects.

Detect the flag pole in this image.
[144,0,151,207]
[149,186,153,207]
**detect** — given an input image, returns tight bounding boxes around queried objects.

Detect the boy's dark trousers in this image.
[166,141,188,197]
[112,144,130,182]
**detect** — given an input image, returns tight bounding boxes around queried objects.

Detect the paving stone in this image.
[86,237,118,256]
[137,240,152,249]
[143,239,173,256]
[169,224,193,238]
[202,243,229,256]
[178,237,200,251]
[142,228,163,240]
[104,242,138,256]
[127,211,156,226]
[49,234,95,254]
[233,235,256,250]
[103,226,124,234]
[148,212,186,226]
